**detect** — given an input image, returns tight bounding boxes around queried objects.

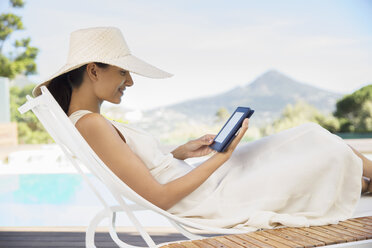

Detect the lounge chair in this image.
[19,86,372,248]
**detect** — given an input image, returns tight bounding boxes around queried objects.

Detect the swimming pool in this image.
[0,173,170,227]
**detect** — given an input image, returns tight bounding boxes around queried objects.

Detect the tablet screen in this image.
[215,112,244,143]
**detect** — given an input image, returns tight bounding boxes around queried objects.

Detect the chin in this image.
[108,99,121,104]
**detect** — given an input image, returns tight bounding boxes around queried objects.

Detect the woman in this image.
[33,26,371,231]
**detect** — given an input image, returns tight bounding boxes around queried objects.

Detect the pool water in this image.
[0,173,170,227]
[2,174,82,205]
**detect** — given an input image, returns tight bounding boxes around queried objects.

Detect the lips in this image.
[118,80,126,94]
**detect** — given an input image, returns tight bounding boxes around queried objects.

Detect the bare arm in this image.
[76,113,249,210]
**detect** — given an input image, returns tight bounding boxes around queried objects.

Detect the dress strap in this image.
[68,110,93,126]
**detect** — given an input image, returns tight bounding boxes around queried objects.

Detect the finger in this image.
[206,134,215,143]
[207,134,216,139]
[201,136,214,145]
[226,119,249,152]
[234,119,249,137]
[205,134,216,145]
[242,118,249,129]
[237,119,249,139]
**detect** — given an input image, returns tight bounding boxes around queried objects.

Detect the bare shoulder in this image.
[73,112,131,165]
[75,112,110,129]
[74,113,119,142]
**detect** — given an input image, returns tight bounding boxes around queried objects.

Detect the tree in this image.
[261,100,340,136]
[0,0,39,79]
[334,85,372,132]
[1,0,47,143]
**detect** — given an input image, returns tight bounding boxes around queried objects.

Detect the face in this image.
[89,64,134,104]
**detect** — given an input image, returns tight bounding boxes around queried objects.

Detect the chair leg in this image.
[108,207,158,248]
[86,208,111,248]
[168,219,205,240]
[86,205,158,248]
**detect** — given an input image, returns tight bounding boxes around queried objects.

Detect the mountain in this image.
[143,70,343,128]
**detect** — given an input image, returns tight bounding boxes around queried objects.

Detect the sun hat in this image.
[32,26,173,97]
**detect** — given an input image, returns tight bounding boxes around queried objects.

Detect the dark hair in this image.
[47,62,109,114]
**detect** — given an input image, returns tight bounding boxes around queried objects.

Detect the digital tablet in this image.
[209,107,254,152]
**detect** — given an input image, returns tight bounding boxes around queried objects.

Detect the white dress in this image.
[69,110,363,232]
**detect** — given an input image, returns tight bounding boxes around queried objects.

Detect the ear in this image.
[86,63,99,82]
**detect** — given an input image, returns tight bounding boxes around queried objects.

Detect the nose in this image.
[125,72,134,87]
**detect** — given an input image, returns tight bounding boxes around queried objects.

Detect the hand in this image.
[183,134,216,159]
[223,118,249,155]
[171,134,216,160]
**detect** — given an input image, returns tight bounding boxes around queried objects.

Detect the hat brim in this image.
[32,54,173,97]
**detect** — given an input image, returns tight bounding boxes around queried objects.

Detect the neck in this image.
[67,84,102,116]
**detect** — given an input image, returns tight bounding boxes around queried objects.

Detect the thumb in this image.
[241,118,249,130]
[227,118,249,152]
[238,118,249,137]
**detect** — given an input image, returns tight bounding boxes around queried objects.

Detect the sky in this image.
[2,0,372,110]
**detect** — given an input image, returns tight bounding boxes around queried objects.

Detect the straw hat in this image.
[32,26,173,97]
